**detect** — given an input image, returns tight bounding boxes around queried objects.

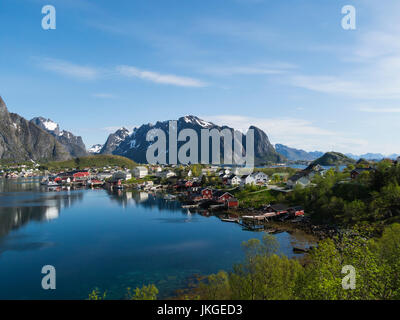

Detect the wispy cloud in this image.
[38,58,100,80]
[37,57,207,88]
[203,114,368,153]
[116,65,207,87]
[359,106,400,113]
[201,63,296,76]
[287,2,400,100]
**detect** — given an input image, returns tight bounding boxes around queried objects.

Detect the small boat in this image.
[42,180,59,187]
[40,177,49,185]
[88,179,104,187]
[221,218,239,223]
[163,194,176,200]
[181,203,199,209]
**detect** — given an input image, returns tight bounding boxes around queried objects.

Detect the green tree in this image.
[88,288,107,300]
[126,284,159,300]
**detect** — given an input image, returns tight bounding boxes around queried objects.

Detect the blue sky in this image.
[1,0,399,154]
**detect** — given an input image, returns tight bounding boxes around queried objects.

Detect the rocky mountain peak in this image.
[30,117,87,157]
[0,96,9,115]
[100,127,131,155]
[0,98,70,161]
[88,144,103,154]
[179,115,214,128]
[31,117,61,135]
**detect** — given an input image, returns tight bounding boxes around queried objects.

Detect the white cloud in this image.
[116,65,207,87]
[201,63,296,76]
[39,58,100,80]
[287,3,400,100]
[37,57,207,88]
[358,106,400,113]
[202,114,369,154]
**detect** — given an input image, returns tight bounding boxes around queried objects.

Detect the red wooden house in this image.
[185,181,193,188]
[201,188,213,199]
[267,204,289,216]
[226,198,239,208]
[213,191,234,203]
[73,171,90,178]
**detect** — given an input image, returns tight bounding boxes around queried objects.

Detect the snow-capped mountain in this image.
[31,117,87,158]
[88,144,103,154]
[31,117,61,135]
[0,97,70,161]
[100,115,285,165]
[100,127,130,155]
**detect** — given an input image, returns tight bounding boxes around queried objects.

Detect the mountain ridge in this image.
[100,115,285,165]
[31,117,87,158]
[275,144,324,161]
[0,96,71,161]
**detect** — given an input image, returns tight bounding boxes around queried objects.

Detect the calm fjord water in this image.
[0,178,312,299]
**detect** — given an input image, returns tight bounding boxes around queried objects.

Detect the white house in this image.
[153,166,162,173]
[296,176,311,188]
[228,174,242,185]
[97,172,113,180]
[287,173,311,188]
[133,166,148,178]
[251,172,269,184]
[112,171,132,181]
[241,175,257,185]
[218,168,231,176]
[157,170,176,179]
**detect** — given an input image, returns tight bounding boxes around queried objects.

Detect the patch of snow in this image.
[89,144,103,153]
[43,119,58,132]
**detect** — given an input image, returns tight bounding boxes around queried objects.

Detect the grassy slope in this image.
[43,155,137,170]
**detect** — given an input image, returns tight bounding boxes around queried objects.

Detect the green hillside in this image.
[311,152,356,166]
[42,155,137,170]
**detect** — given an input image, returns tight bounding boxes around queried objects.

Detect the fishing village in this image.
[1,158,335,252]
[3,152,394,247]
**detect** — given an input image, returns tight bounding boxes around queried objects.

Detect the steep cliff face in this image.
[106,115,284,165]
[0,97,70,161]
[250,126,286,164]
[100,127,130,155]
[31,117,87,158]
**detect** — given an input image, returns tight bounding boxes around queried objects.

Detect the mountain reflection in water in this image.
[0,178,315,299]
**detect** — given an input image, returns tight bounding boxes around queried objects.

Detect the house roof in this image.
[290,206,304,211]
[135,166,148,171]
[269,204,289,211]
[288,171,308,182]
[213,191,233,198]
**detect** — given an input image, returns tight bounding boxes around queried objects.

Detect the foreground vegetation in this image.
[184,224,400,300]
[88,284,159,300]
[287,160,400,228]
[88,224,400,300]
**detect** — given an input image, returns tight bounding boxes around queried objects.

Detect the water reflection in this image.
[106,189,184,212]
[0,179,84,239]
[0,178,316,299]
